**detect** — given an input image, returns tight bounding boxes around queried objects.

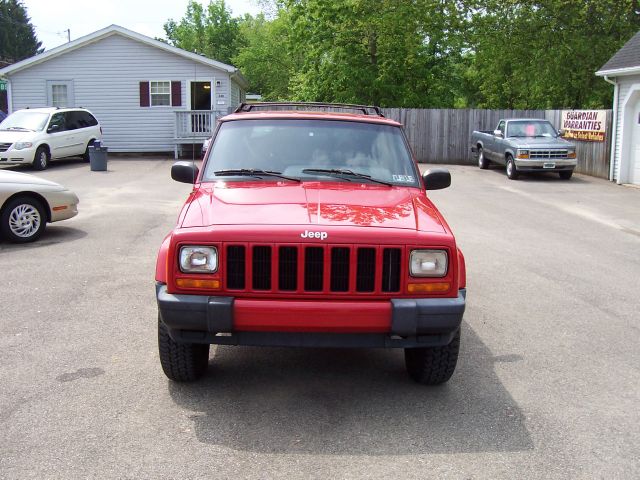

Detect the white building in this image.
[0,25,248,157]
[596,30,640,185]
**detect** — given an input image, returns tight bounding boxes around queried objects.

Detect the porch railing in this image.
[175,110,222,140]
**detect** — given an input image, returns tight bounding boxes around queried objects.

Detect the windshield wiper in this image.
[213,169,300,182]
[3,127,33,131]
[302,168,393,186]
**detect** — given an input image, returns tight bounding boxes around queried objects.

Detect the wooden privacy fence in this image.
[382,108,613,179]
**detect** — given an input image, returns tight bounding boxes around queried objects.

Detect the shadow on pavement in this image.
[168,322,533,455]
[0,226,87,250]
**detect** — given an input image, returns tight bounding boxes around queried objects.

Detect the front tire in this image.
[32,146,50,171]
[478,147,489,169]
[559,170,573,180]
[404,329,461,385]
[158,317,209,382]
[0,196,47,243]
[506,155,519,180]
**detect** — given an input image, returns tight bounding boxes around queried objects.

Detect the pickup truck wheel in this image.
[158,317,210,382]
[404,329,460,385]
[506,156,519,180]
[478,147,489,169]
[559,170,573,180]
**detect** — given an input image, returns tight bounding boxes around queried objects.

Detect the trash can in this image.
[89,141,108,171]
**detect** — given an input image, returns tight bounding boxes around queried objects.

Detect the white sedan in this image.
[0,169,78,243]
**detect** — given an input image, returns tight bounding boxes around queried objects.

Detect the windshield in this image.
[507,120,557,138]
[0,111,50,131]
[202,119,420,186]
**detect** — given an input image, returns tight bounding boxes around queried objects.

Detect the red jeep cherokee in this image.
[156,103,466,385]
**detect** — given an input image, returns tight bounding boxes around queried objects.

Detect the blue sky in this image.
[22,0,262,50]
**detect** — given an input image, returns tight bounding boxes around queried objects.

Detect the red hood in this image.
[181,181,446,233]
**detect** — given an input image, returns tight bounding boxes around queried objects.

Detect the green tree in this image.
[234,11,299,99]
[286,0,470,107]
[164,0,242,65]
[0,0,43,64]
[467,0,640,109]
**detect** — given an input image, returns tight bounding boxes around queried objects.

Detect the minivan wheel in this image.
[82,140,95,162]
[32,146,49,170]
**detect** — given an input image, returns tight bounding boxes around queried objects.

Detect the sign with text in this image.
[561,110,606,142]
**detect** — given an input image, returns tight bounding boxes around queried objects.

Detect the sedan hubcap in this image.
[9,204,41,238]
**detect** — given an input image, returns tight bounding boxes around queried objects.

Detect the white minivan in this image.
[0,107,102,170]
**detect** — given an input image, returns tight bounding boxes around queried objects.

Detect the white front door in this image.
[631,98,640,185]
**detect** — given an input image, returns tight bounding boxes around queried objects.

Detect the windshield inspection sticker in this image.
[392,175,414,183]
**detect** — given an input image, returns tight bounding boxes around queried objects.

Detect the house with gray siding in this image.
[0,24,248,158]
[596,30,640,186]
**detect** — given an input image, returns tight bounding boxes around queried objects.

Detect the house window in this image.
[46,80,74,108]
[150,81,171,106]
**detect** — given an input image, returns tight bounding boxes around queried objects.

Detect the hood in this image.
[0,169,64,188]
[182,181,445,233]
[511,137,574,149]
[0,130,34,143]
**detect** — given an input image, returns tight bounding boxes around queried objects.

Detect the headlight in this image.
[567,149,576,158]
[179,246,218,273]
[516,149,529,159]
[14,142,33,150]
[410,250,448,277]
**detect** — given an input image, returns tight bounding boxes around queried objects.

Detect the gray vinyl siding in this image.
[230,82,240,109]
[7,33,232,152]
[613,75,639,181]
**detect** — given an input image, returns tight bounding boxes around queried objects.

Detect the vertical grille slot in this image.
[304,247,324,291]
[382,248,401,292]
[252,246,272,290]
[278,246,298,291]
[226,246,246,289]
[356,248,376,292]
[330,247,350,292]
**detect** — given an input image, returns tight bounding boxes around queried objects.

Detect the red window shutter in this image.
[171,81,181,107]
[139,82,150,107]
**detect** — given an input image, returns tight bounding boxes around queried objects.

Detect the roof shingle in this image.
[598,30,640,74]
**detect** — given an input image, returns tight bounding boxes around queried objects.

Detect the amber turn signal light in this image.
[176,278,220,289]
[407,282,450,293]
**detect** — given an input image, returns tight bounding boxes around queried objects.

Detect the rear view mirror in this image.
[171,161,199,184]
[422,168,451,190]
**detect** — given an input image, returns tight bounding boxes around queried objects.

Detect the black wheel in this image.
[559,170,573,180]
[82,140,95,162]
[158,316,209,381]
[506,155,519,180]
[32,146,50,170]
[0,196,47,243]
[404,329,460,385]
[478,146,489,169]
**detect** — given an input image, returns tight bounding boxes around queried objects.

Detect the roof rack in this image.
[234,102,385,117]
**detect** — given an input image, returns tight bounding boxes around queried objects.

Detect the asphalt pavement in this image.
[0,159,638,479]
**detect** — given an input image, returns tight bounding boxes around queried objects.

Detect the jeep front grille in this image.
[529,150,568,159]
[224,244,402,295]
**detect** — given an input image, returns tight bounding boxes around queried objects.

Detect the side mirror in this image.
[422,168,451,190]
[493,129,503,138]
[47,124,61,133]
[557,129,565,137]
[171,161,199,184]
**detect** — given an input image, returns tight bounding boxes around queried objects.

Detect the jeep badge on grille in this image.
[301,230,328,240]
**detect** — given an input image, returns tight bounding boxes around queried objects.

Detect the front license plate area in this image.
[543,162,556,169]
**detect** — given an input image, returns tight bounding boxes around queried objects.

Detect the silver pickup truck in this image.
[471,118,577,180]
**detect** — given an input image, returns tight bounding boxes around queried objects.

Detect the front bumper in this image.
[0,146,36,164]
[514,158,577,172]
[156,284,466,348]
